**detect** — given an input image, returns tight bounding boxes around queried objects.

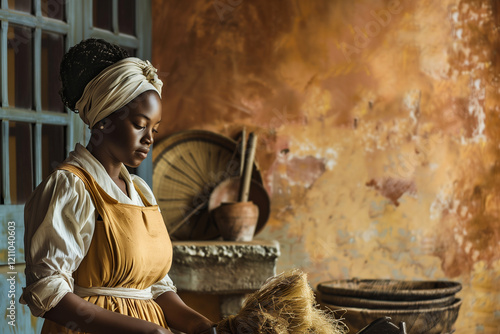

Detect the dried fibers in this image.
[216,270,349,334]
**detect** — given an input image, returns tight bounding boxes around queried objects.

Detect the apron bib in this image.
[41,164,173,333]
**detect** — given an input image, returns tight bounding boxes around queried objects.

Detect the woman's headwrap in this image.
[75,57,163,128]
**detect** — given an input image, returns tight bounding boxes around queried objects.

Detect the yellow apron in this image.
[41,164,173,333]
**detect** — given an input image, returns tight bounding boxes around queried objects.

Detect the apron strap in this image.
[59,163,154,207]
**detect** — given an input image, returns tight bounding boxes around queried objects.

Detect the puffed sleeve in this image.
[20,170,96,317]
[151,273,177,298]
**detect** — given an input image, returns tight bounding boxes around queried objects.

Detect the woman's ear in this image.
[95,118,110,130]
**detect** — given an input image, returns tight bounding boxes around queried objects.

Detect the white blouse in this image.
[21,143,176,317]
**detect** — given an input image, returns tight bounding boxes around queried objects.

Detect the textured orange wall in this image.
[152,0,500,332]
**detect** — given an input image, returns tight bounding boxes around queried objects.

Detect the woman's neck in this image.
[87,146,120,177]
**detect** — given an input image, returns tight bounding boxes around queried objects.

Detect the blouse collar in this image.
[64,143,143,205]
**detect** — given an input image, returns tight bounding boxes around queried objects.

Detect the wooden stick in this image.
[238,132,257,202]
[239,128,246,176]
[169,201,207,234]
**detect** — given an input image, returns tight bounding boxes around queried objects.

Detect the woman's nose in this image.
[142,130,154,145]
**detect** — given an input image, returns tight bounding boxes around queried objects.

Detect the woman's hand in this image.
[146,326,174,334]
[154,291,216,334]
[195,325,217,334]
[191,321,217,334]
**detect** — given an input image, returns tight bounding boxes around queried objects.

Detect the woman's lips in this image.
[136,149,149,159]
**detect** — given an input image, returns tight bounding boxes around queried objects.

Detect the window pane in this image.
[122,46,136,57]
[41,0,66,21]
[42,124,65,179]
[0,127,3,204]
[118,0,135,35]
[93,0,112,31]
[8,25,34,110]
[9,122,33,204]
[42,32,65,112]
[8,0,32,13]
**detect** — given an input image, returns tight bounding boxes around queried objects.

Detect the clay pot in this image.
[208,176,271,236]
[213,202,259,241]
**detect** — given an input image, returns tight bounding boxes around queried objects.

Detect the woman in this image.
[21,39,215,334]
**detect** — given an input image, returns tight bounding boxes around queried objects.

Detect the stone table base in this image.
[169,240,280,318]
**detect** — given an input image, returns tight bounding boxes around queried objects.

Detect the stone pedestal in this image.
[169,240,280,318]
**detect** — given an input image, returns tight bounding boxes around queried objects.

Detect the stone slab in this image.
[170,240,280,294]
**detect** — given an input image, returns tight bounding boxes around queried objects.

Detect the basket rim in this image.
[317,278,462,300]
[321,298,462,314]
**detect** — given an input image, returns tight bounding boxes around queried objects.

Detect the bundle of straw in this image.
[216,270,349,334]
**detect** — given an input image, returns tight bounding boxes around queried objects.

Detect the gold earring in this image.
[99,124,104,130]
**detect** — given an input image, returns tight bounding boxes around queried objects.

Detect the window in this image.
[1,1,72,211]
[0,1,153,331]
[88,0,141,56]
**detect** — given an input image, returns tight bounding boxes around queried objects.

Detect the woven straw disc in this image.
[152,130,263,240]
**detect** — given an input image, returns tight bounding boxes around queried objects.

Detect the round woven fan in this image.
[152,130,263,240]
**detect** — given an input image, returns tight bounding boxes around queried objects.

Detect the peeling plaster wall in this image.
[152,0,500,332]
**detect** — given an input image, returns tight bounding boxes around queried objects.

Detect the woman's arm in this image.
[154,291,215,334]
[44,292,172,334]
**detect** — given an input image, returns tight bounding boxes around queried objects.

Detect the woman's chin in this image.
[125,160,142,169]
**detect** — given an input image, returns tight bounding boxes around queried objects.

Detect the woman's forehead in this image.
[115,91,162,120]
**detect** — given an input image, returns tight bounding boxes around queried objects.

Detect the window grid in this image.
[0,0,153,208]
[2,120,10,204]
[86,0,139,52]
[0,0,70,206]
[112,0,118,34]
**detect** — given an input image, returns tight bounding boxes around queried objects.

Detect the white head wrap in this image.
[75,57,163,128]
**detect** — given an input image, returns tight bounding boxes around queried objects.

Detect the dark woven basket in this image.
[318,291,456,310]
[320,298,462,334]
[317,279,462,301]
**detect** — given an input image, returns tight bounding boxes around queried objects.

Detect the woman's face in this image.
[96,90,162,168]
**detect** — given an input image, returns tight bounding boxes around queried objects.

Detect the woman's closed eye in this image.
[133,123,159,134]
[133,123,146,130]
